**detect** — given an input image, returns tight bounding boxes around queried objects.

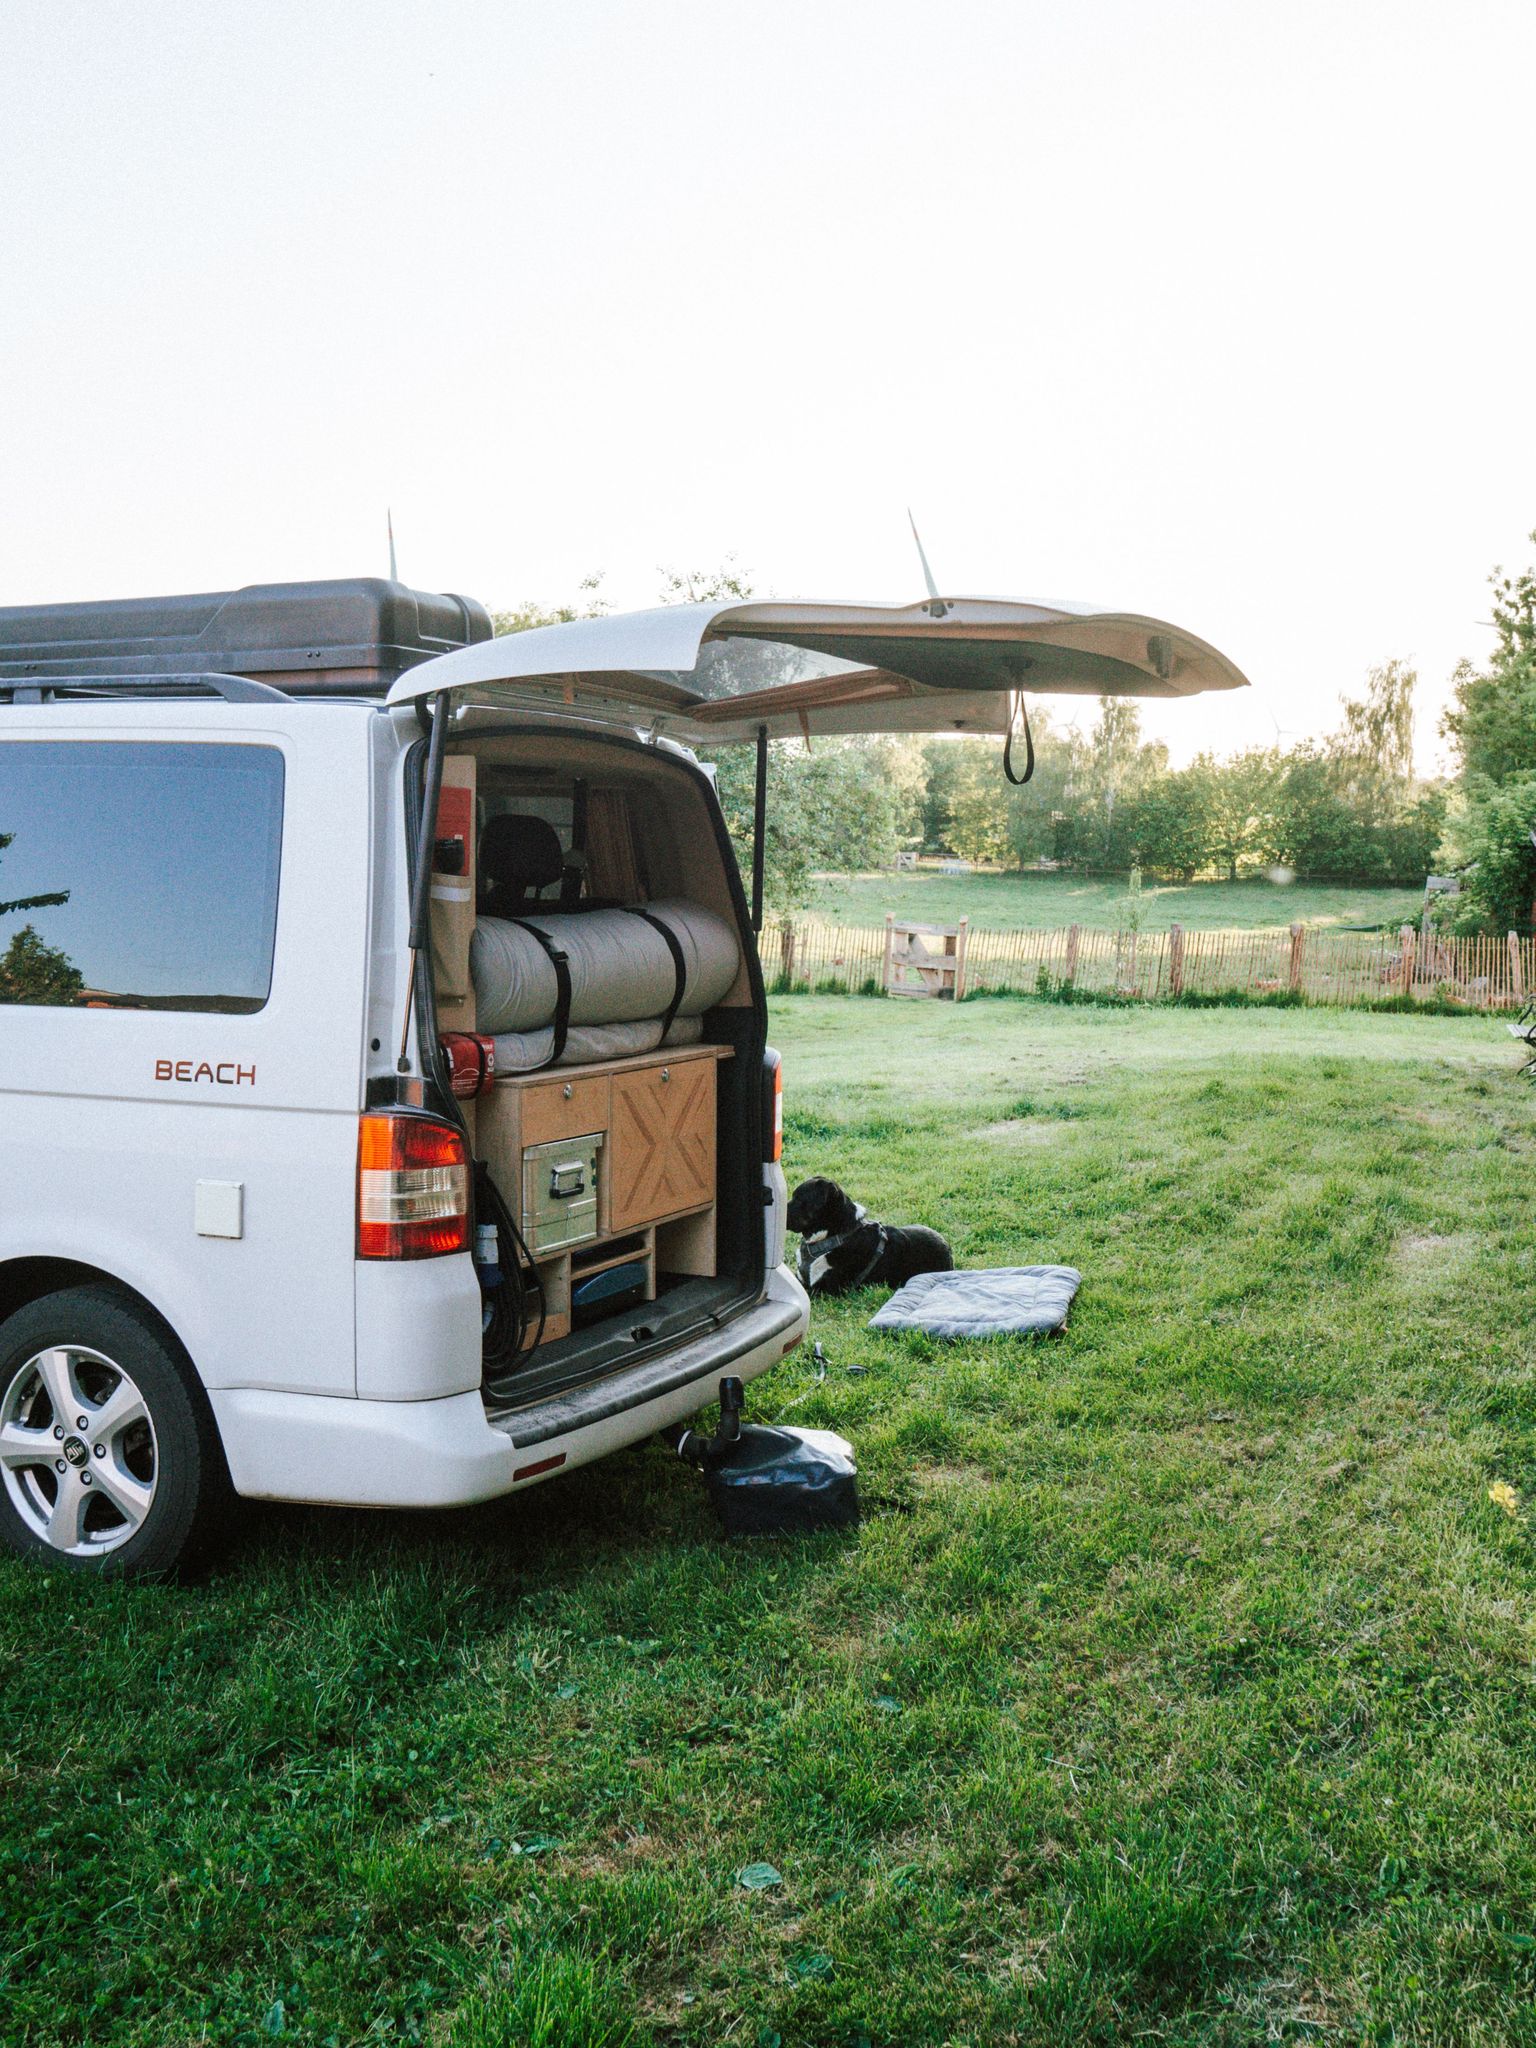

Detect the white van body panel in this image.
[354,1255,483,1402]
[3,1101,360,1396]
[212,1264,808,1507]
[0,703,374,1398]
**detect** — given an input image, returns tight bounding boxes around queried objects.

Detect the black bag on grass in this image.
[678,1378,859,1537]
[703,1424,859,1538]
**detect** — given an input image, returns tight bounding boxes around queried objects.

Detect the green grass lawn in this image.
[5,998,1536,2046]
[809,870,1424,933]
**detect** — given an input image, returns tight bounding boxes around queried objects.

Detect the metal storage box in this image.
[521,1133,603,1255]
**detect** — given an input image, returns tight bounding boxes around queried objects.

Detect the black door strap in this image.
[1003,691,1035,786]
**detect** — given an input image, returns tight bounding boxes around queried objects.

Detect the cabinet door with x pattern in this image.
[607,1059,716,1232]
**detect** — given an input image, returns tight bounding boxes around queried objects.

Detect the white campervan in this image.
[0,579,1245,1572]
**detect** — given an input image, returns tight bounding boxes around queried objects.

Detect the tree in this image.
[491,574,609,637]
[1062,700,1173,870]
[920,740,1011,864]
[1442,540,1536,786]
[707,737,913,912]
[655,560,753,605]
[0,924,84,1006]
[1195,749,1283,882]
[1433,536,1536,928]
[1089,697,1142,840]
[875,736,928,854]
[1340,659,1416,787]
[0,826,79,1004]
[1122,763,1217,878]
[1438,774,1536,933]
[916,728,1076,868]
[946,754,1013,865]
[0,826,71,925]
[919,741,968,854]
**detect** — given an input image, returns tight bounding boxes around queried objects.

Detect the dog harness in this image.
[797,1204,890,1293]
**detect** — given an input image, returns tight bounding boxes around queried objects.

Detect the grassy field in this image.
[5,998,1536,2046]
[809,871,1424,933]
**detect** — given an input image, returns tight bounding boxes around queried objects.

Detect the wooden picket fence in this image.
[766,917,1536,1012]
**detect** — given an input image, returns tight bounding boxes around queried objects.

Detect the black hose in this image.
[476,1162,547,1396]
[675,1376,745,1466]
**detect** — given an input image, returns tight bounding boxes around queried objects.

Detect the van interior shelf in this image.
[476,1043,732,1345]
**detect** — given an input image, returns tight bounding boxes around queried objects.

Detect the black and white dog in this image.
[787,1176,954,1296]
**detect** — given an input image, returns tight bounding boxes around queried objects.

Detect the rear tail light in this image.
[357,1113,471,1259]
[762,1050,783,1162]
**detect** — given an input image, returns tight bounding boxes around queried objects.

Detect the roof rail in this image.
[1,671,290,706]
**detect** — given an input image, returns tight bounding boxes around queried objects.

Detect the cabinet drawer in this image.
[608,1059,716,1231]
[518,1074,610,1147]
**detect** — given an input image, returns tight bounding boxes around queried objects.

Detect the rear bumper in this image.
[210,1264,810,1508]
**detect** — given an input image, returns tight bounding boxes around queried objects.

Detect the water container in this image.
[703,1424,859,1537]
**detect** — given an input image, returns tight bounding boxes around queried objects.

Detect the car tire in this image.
[0,1287,230,1576]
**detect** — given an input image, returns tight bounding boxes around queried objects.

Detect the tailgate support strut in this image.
[750,722,768,934]
[399,697,450,1072]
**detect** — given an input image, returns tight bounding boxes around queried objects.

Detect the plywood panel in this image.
[655,1206,716,1277]
[608,1059,716,1231]
[520,1074,611,1148]
[531,1253,570,1345]
[431,754,477,1030]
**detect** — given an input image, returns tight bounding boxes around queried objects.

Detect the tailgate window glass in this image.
[0,741,284,1013]
[638,636,866,700]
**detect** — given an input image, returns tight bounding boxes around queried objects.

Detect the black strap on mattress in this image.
[509,919,573,1069]
[624,907,688,1041]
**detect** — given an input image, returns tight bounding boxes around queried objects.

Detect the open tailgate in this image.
[385,595,1248,741]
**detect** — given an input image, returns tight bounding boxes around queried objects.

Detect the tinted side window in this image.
[0,742,284,1014]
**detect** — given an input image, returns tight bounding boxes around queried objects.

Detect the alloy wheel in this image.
[0,1344,158,1557]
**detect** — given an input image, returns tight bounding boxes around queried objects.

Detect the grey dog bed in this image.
[867,1265,1082,1339]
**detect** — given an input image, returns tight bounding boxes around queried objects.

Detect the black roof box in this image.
[0,577,492,696]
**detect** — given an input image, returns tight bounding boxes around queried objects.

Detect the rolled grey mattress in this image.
[490,1013,703,1075]
[471,899,741,1042]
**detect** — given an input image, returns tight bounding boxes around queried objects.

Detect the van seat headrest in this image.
[480,814,565,902]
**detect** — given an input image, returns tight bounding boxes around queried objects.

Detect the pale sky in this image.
[3,0,1532,771]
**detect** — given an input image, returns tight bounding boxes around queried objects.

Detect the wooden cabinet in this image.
[607,1057,717,1231]
[477,1044,730,1347]
[519,1074,609,1148]
[476,1072,607,1172]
